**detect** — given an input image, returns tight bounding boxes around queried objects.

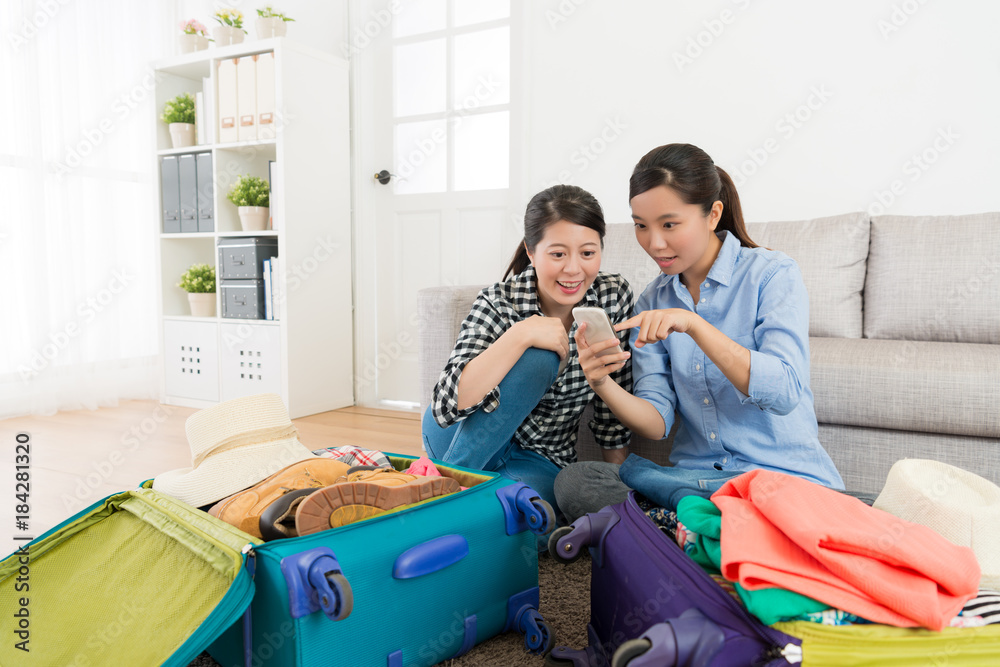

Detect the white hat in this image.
[153,393,316,508]
[874,459,1000,590]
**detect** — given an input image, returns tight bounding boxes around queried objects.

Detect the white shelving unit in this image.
[153,38,353,418]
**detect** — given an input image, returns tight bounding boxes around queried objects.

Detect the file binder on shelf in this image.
[256,51,276,141]
[217,58,238,144]
[237,56,257,142]
[196,153,214,232]
[160,156,180,233]
[178,154,198,233]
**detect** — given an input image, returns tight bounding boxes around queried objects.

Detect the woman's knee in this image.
[555,461,630,524]
[510,347,561,387]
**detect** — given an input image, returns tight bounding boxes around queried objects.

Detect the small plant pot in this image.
[238,206,270,231]
[256,17,288,39]
[188,292,216,318]
[212,25,245,46]
[177,33,209,54]
[169,122,196,148]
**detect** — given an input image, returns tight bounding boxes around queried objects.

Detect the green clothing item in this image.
[676,495,829,625]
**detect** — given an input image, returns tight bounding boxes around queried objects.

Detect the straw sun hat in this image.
[873,458,1000,590]
[153,393,317,508]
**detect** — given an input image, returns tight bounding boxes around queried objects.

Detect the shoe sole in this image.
[295,477,460,535]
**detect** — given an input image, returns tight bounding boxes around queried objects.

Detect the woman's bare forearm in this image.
[592,379,667,440]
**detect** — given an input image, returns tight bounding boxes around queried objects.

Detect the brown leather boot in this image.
[209,458,351,538]
[295,468,461,536]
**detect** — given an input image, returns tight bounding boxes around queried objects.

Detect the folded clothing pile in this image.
[664,465,1000,632]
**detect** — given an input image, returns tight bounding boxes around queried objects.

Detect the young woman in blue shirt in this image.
[554,143,844,522]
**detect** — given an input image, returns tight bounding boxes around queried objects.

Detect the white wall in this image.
[517,0,1000,224]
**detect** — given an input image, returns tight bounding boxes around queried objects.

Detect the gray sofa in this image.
[418,212,1000,494]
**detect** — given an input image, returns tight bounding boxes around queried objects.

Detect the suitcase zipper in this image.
[622,494,801,665]
[772,621,1000,666]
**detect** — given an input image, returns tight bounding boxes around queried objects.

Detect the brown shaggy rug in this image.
[188,552,592,667]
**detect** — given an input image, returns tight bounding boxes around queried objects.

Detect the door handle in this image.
[374,169,395,185]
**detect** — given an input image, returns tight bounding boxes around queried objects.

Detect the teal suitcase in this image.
[0,454,555,666]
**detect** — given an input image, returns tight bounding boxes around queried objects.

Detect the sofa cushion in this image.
[865,213,1000,343]
[417,285,486,411]
[810,337,1000,438]
[818,424,1000,495]
[746,213,869,338]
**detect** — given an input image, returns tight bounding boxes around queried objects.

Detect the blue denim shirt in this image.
[630,231,844,489]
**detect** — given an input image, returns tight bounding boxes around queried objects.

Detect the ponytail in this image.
[503,241,530,280]
[716,166,757,248]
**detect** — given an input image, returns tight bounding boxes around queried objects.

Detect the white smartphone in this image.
[572,307,624,358]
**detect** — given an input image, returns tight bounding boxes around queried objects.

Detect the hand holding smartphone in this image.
[572,307,624,358]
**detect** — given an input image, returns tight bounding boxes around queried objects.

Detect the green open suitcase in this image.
[0,454,556,666]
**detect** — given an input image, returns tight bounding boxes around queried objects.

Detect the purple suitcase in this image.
[545,492,802,667]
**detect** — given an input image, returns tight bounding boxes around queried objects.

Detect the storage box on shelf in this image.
[153,38,352,418]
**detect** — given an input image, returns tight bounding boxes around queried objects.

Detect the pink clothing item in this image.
[404,456,467,490]
[404,456,442,477]
[712,469,980,631]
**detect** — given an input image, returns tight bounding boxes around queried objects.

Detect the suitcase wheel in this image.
[316,571,354,622]
[526,498,556,535]
[610,638,651,667]
[547,525,584,563]
[281,547,354,622]
[497,484,557,536]
[519,608,555,656]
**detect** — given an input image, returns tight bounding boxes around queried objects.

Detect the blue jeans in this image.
[618,454,743,510]
[422,348,563,514]
[555,455,744,523]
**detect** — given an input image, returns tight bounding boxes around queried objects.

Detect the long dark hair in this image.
[503,184,607,279]
[629,144,757,248]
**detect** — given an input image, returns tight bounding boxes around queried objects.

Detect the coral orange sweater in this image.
[712,470,980,630]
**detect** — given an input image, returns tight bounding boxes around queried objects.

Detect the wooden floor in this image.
[0,400,422,556]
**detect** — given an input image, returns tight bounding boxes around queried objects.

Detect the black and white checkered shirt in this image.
[431,266,634,468]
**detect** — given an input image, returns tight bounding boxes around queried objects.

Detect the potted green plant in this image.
[212,8,246,46]
[177,19,211,54]
[161,92,197,149]
[178,263,217,317]
[227,174,271,231]
[256,6,295,39]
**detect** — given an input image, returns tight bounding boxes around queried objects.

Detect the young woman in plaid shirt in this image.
[422,185,634,514]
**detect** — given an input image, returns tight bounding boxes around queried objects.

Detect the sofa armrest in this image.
[417,285,487,411]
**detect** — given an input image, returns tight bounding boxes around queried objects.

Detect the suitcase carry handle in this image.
[392,534,469,579]
[280,547,354,622]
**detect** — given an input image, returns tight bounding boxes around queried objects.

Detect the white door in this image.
[353,0,520,408]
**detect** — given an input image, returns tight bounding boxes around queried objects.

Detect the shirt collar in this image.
[511,264,601,315]
[707,230,740,287]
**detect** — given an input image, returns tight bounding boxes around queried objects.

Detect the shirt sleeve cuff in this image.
[448,386,500,422]
[742,349,786,411]
[634,386,675,440]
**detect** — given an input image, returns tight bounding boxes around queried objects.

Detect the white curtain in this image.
[0,1,176,418]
